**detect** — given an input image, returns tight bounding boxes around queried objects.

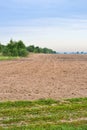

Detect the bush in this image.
[18,49,28,57]
[2,40,28,57]
[27,45,56,54]
[1,40,56,57]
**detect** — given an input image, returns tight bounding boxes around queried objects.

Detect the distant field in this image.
[0,98,87,130]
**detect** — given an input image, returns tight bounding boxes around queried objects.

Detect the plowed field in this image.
[0,54,87,101]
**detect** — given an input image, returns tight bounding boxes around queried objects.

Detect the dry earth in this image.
[0,54,87,101]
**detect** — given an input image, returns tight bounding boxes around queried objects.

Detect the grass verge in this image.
[0,98,87,130]
[0,56,19,61]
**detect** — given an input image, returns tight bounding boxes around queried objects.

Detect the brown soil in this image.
[0,54,87,101]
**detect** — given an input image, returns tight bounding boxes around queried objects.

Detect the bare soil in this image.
[0,54,87,101]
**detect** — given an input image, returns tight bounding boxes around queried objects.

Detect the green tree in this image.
[0,44,2,53]
[34,46,41,53]
[16,40,28,56]
[18,48,28,57]
[27,45,35,52]
[2,40,28,57]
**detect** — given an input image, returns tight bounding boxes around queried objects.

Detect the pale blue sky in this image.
[0,0,87,51]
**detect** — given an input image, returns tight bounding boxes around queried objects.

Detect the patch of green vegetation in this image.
[66,97,87,103]
[0,40,56,57]
[0,56,19,61]
[0,98,87,130]
[34,98,59,105]
[2,122,87,130]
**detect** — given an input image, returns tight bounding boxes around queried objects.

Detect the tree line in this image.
[0,40,56,57]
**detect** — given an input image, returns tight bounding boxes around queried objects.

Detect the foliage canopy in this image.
[0,40,56,57]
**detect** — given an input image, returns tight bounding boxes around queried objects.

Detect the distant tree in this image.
[34,46,40,53]
[81,52,84,54]
[0,43,3,53]
[27,45,56,54]
[2,46,9,56]
[64,52,67,54]
[16,40,26,50]
[76,51,79,54]
[27,45,35,52]
[39,48,43,53]
[2,40,28,57]
[16,40,28,56]
[2,40,56,56]
[42,48,48,53]
[0,43,6,54]
[18,48,28,57]
[52,51,56,54]
[6,40,16,56]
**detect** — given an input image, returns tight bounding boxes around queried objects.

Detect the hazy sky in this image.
[0,0,87,52]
